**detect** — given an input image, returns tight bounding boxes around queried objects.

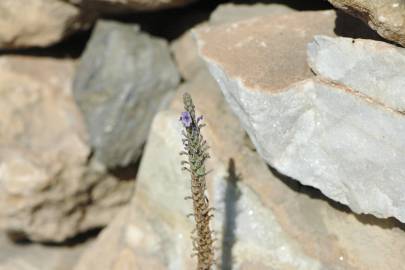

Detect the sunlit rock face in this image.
[0,56,134,242]
[0,0,94,49]
[74,71,405,270]
[195,10,405,222]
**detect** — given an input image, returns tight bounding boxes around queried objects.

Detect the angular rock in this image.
[74,20,180,168]
[209,3,295,25]
[308,35,405,112]
[0,0,93,49]
[328,0,405,47]
[0,56,134,242]
[171,3,294,81]
[195,12,405,221]
[74,70,405,270]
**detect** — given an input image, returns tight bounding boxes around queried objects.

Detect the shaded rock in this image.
[195,11,405,221]
[74,70,405,270]
[0,232,90,270]
[171,24,207,81]
[73,20,180,168]
[0,0,93,49]
[209,3,295,25]
[0,56,134,242]
[328,0,405,47]
[308,35,405,112]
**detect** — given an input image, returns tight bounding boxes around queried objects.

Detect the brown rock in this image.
[0,56,134,242]
[328,0,405,47]
[0,0,93,49]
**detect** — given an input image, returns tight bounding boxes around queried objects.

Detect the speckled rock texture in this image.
[195,10,405,222]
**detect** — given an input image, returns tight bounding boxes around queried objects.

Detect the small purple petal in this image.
[181,111,192,127]
[197,115,203,123]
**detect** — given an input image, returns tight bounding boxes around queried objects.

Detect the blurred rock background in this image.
[0,0,404,269]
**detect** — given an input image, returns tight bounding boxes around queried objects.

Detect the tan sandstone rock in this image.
[171,3,295,81]
[74,69,405,270]
[0,56,134,242]
[0,0,93,49]
[328,0,405,47]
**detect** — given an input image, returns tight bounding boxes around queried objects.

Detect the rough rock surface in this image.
[0,0,93,49]
[328,0,405,47]
[209,3,295,25]
[74,20,180,168]
[74,70,405,270]
[0,56,134,242]
[195,11,405,222]
[171,3,295,81]
[308,35,405,112]
[0,233,90,270]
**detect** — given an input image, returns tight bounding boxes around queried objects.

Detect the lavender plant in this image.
[180,93,215,270]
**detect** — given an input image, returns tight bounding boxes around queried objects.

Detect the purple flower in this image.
[197,115,203,123]
[180,111,192,127]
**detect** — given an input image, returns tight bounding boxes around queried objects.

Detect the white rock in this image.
[308,35,405,112]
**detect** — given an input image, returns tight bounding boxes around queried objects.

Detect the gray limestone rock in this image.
[195,11,405,222]
[308,35,405,112]
[74,20,180,168]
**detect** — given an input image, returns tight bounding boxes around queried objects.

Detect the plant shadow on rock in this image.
[268,165,405,233]
[221,158,242,270]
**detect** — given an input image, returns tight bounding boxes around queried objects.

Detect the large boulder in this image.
[0,0,93,49]
[195,11,405,221]
[74,70,405,270]
[0,56,133,242]
[328,0,405,47]
[73,20,180,168]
